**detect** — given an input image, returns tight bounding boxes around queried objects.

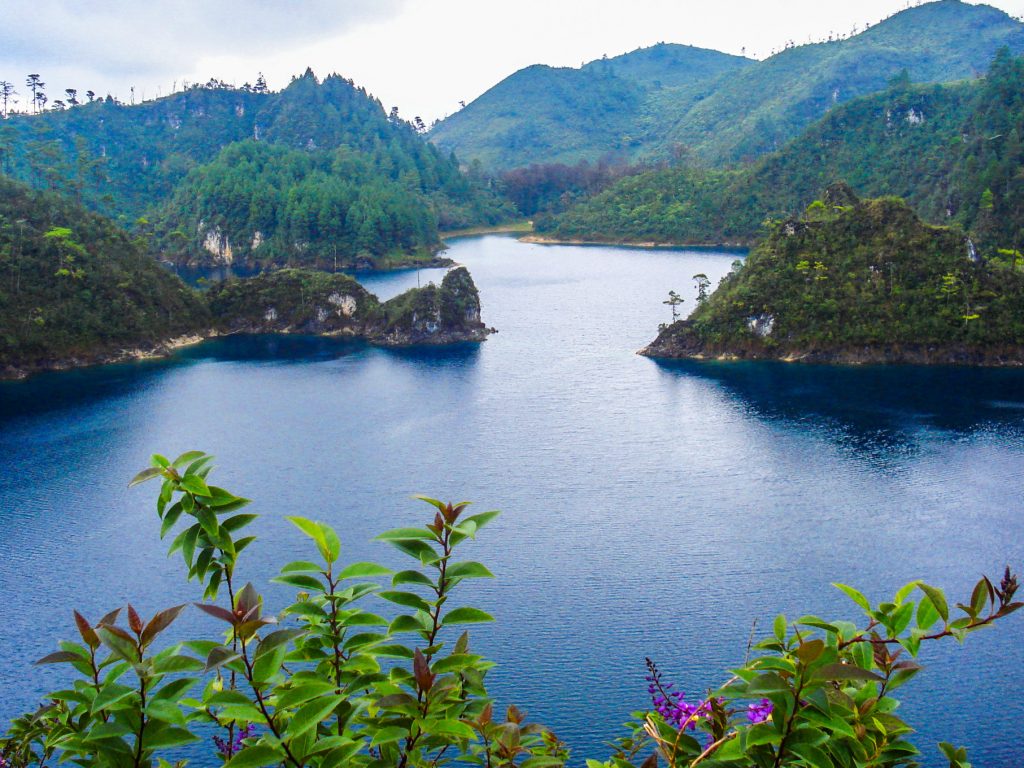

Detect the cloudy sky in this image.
[2,0,1023,122]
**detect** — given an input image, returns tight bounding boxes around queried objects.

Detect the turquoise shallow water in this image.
[1,235,1022,766]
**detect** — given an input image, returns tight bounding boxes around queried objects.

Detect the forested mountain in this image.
[0,69,513,268]
[431,0,1024,170]
[642,185,1024,365]
[0,177,209,377]
[429,44,751,170]
[543,48,1024,261]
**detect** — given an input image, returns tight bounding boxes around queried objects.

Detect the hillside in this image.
[0,177,209,378]
[0,70,513,268]
[430,0,1024,171]
[641,185,1024,365]
[544,48,1024,259]
[429,44,751,170]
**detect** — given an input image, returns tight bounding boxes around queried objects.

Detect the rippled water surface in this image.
[2,235,1023,766]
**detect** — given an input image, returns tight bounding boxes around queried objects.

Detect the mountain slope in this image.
[544,48,1024,258]
[672,0,1024,164]
[428,44,751,170]
[430,0,1024,171]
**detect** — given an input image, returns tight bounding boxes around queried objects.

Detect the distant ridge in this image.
[430,0,1024,170]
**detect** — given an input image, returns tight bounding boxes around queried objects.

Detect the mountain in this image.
[430,0,1024,171]
[0,176,209,378]
[670,0,1024,164]
[0,70,513,268]
[542,48,1024,260]
[641,185,1024,365]
[428,44,751,170]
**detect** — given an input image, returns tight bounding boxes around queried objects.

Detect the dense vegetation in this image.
[643,186,1024,364]
[0,70,513,268]
[544,49,1024,260]
[0,177,209,376]
[431,1,1024,171]
[1,452,1017,767]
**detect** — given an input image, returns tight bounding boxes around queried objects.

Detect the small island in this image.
[642,184,1024,366]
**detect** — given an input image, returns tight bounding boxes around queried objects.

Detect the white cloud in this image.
[0,0,1022,117]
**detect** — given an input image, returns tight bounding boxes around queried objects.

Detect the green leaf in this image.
[378,591,433,613]
[35,651,81,665]
[445,562,495,580]
[918,583,949,623]
[370,726,409,746]
[916,594,940,630]
[338,562,393,579]
[172,450,207,468]
[179,475,210,496]
[287,695,345,738]
[225,745,286,768]
[129,466,164,487]
[790,742,834,768]
[392,570,435,587]
[443,607,494,624]
[375,527,438,541]
[141,725,199,748]
[773,614,787,641]
[421,718,477,740]
[814,663,885,683]
[833,583,871,613]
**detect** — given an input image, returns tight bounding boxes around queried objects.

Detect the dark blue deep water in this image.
[1,235,1023,766]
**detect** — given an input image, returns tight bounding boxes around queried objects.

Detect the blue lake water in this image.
[1,234,1023,766]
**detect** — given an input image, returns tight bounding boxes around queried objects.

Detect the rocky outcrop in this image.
[206,266,492,346]
[365,267,491,346]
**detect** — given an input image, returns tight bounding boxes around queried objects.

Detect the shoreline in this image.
[519,234,752,249]
[1,333,215,382]
[639,344,1024,368]
[440,221,533,240]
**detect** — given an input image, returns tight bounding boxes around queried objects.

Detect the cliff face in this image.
[365,267,491,346]
[642,185,1024,366]
[206,266,491,346]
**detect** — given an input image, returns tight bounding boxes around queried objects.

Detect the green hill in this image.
[0,70,512,268]
[544,48,1024,260]
[0,177,209,377]
[430,0,1024,171]
[428,44,751,170]
[641,185,1024,365]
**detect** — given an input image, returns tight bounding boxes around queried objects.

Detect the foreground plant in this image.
[600,572,1020,768]
[0,452,1017,768]
[0,451,566,768]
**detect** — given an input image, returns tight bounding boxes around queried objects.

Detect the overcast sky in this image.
[1,0,1023,122]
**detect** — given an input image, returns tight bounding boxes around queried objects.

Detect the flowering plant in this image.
[598,574,1020,768]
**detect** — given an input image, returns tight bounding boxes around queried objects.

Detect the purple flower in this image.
[646,659,715,730]
[747,699,774,725]
[214,724,257,758]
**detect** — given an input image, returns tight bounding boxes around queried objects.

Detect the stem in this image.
[398,527,453,768]
[772,675,805,768]
[132,676,148,768]
[325,565,348,736]
[690,733,737,768]
[241,641,304,768]
[838,613,997,650]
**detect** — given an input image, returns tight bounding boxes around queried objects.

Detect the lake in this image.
[1,235,1022,766]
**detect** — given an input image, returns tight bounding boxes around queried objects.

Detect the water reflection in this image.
[657,359,1024,454]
